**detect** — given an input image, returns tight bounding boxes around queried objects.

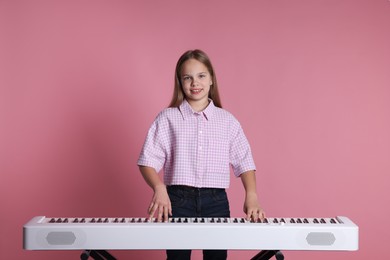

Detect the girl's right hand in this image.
[148,184,172,222]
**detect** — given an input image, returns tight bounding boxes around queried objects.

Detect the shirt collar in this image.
[179,99,216,120]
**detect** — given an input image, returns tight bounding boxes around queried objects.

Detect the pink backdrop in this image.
[1,0,389,259]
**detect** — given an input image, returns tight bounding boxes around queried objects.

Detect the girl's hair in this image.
[169,49,222,108]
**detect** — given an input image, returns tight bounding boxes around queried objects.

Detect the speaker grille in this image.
[306,232,336,246]
[46,231,76,245]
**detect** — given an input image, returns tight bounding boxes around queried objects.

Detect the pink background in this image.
[1,0,389,259]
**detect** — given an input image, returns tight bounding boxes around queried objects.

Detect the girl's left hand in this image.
[243,192,265,222]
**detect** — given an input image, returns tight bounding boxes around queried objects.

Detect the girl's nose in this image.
[191,78,198,86]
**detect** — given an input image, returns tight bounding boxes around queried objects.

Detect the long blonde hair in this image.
[169,49,222,108]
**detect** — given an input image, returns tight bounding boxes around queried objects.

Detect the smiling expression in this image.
[180,58,213,111]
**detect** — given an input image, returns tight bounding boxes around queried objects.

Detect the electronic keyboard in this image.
[23,216,358,251]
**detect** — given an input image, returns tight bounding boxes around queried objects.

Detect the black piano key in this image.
[184,218,188,223]
[273,218,279,223]
[63,218,69,223]
[73,218,79,223]
[320,218,326,224]
[313,218,319,224]
[80,218,85,223]
[56,218,62,223]
[330,218,337,224]
[223,218,228,223]
[303,218,309,223]
[90,218,96,223]
[49,218,55,223]
[290,218,296,223]
[200,218,205,223]
[97,218,102,223]
[263,218,268,223]
[297,218,302,223]
[280,218,286,223]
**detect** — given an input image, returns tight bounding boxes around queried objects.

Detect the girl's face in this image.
[180,58,213,111]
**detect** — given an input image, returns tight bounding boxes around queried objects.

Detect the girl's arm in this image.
[240,170,266,221]
[139,166,172,222]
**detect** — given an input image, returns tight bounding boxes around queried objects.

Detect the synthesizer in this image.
[23,216,358,251]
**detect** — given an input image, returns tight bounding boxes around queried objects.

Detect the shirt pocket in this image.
[206,137,230,173]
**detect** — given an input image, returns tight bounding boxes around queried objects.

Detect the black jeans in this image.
[166,185,230,260]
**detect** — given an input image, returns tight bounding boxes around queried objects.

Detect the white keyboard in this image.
[23,216,358,251]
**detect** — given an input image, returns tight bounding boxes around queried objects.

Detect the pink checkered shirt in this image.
[137,99,256,188]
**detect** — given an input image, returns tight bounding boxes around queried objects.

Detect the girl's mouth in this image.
[191,89,202,94]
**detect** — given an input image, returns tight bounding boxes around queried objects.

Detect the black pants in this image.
[166,185,230,260]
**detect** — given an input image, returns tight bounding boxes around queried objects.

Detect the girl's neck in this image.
[187,98,210,112]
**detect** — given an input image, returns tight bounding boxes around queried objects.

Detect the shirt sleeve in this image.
[229,120,256,177]
[137,113,167,173]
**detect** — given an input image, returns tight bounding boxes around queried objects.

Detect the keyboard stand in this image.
[251,250,284,260]
[79,249,283,260]
[80,250,117,260]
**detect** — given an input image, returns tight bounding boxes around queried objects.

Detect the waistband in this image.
[167,185,225,193]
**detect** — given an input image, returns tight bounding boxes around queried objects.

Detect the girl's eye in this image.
[182,76,190,81]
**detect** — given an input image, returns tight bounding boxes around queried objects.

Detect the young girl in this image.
[137,49,265,260]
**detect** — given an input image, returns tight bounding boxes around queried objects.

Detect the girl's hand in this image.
[243,192,265,222]
[240,171,265,222]
[148,184,172,222]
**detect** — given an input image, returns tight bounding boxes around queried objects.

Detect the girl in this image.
[138,49,265,260]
